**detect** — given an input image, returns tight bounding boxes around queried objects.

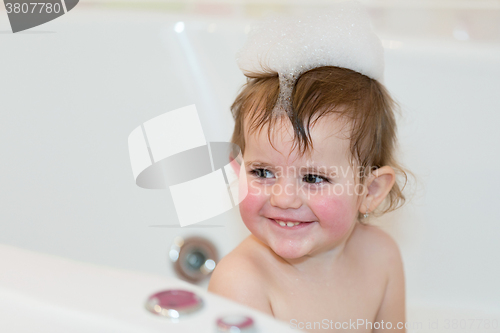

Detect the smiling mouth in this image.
[270,219,314,228]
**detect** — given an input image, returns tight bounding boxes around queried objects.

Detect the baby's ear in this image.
[360,166,396,214]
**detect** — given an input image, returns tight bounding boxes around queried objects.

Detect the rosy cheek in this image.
[238,181,264,225]
[310,195,354,236]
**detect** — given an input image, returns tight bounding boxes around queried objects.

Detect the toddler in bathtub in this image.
[208,2,408,332]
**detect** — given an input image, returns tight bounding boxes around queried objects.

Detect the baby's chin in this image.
[243,221,316,259]
[266,237,314,260]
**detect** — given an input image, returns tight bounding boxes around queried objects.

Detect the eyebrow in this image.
[244,161,273,169]
[301,166,337,177]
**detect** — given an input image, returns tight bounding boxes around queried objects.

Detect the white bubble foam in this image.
[236,0,384,82]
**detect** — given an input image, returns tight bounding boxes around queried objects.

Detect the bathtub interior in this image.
[1,0,500,327]
[0,244,299,333]
[0,5,253,289]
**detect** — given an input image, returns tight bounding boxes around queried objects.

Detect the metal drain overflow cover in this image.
[145,289,203,319]
[216,315,256,333]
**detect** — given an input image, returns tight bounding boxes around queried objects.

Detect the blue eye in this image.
[303,174,330,184]
[250,168,274,179]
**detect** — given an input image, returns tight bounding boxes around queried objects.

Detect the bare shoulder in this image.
[350,224,406,330]
[350,223,404,270]
[208,235,273,315]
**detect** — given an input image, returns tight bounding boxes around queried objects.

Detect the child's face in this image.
[238,114,364,259]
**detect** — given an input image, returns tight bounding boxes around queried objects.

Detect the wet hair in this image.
[230,66,410,221]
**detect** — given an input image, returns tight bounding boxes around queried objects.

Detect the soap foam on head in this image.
[236,0,384,82]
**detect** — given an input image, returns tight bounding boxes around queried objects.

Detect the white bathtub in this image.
[0,244,298,332]
[0,1,499,332]
[0,2,251,285]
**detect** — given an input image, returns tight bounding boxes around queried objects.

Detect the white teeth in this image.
[275,220,301,227]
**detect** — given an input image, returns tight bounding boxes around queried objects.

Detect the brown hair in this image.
[230,66,409,221]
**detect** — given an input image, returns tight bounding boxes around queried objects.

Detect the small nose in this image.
[269,178,302,209]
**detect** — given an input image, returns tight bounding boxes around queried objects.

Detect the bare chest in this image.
[267,269,386,332]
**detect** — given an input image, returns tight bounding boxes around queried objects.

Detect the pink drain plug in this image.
[216,315,256,333]
[145,289,203,319]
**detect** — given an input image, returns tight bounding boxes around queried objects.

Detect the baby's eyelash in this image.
[303,174,331,184]
[248,169,332,183]
[249,168,274,179]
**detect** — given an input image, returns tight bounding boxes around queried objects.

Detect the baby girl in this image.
[209,2,408,332]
